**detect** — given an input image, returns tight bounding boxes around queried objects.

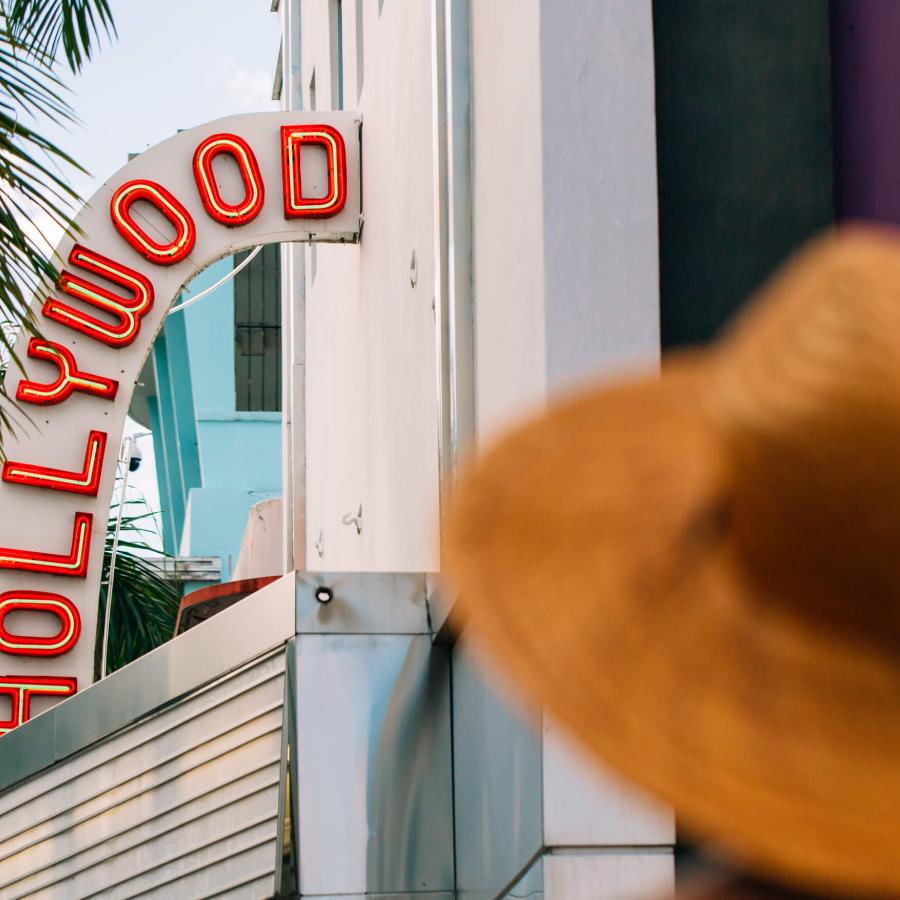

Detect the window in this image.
[234,244,282,412]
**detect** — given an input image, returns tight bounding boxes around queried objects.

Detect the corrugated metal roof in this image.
[0,649,286,898]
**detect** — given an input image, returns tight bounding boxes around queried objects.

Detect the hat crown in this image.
[444,228,900,900]
[713,231,900,641]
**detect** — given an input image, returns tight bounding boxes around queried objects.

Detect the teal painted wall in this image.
[149,257,282,589]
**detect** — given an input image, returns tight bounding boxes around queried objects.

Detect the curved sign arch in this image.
[0,111,361,734]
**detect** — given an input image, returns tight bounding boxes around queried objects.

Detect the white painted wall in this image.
[467,8,669,894]
[286,4,671,895]
[471,0,660,448]
[300,0,441,572]
[540,0,660,391]
[292,0,660,571]
[470,0,548,447]
[233,497,284,579]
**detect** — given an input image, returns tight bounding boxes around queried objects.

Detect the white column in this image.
[456,2,672,898]
[280,0,306,572]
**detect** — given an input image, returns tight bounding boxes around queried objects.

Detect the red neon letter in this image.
[15,339,118,406]
[110,180,196,265]
[0,512,92,578]
[281,124,347,219]
[2,430,107,496]
[193,133,265,226]
[0,675,77,735]
[43,246,155,347]
[0,592,81,657]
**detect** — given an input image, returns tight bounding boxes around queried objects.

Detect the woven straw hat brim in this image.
[445,359,900,899]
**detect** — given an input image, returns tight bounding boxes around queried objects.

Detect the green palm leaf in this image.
[96,499,181,678]
[5,0,115,73]
[0,0,116,440]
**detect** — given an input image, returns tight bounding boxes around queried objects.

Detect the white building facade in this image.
[275,1,672,897]
[0,2,675,898]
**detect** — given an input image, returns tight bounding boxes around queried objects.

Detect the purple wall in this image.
[831,1,900,224]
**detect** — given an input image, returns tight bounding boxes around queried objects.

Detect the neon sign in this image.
[44,247,155,347]
[16,339,119,405]
[281,124,348,218]
[0,512,93,578]
[0,592,81,657]
[110,180,197,266]
[193,133,266,226]
[0,112,360,734]
[0,676,77,735]
[2,431,107,495]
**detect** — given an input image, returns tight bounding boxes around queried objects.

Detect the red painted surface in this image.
[175,576,280,635]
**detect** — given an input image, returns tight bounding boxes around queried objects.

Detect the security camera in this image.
[128,442,143,472]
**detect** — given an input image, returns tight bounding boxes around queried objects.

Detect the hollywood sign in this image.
[0,112,361,734]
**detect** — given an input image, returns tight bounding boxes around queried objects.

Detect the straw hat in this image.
[444,228,900,898]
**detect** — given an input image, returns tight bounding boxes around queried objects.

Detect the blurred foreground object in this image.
[445,227,900,898]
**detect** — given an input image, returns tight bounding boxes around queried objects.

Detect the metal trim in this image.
[431,0,474,640]
[272,45,284,101]
[432,0,475,518]
[290,633,455,895]
[285,637,302,893]
[280,0,305,574]
[296,571,431,634]
[431,0,450,540]
[273,639,296,896]
[444,0,475,483]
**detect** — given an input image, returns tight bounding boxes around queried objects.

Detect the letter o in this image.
[193,133,265,226]
[110,180,196,266]
[0,591,82,657]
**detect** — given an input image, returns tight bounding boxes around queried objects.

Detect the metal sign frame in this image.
[0,111,361,731]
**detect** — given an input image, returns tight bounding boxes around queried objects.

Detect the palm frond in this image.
[0,0,116,443]
[96,497,181,678]
[4,0,116,74]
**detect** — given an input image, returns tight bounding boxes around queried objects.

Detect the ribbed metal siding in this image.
[0,650,285,899]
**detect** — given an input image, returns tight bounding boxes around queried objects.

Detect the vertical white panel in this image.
[540,0,660,392]
[294,634,454,895]
[301,0,337,111]
[544,853,674,900]
[305,241,364,567]
[305,3,440,572]
[461,0,670,889]
[470,0,548,447]
[543,716,674,847]
[281,0,304,571]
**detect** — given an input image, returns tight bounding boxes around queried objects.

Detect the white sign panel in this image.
[0,111,360,734]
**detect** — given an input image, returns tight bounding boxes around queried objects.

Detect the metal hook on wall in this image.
[341,504,363,535]
[315,529,325,559]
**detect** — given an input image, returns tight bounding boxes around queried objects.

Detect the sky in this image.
[49,1,282,549]
[54,1,281,194]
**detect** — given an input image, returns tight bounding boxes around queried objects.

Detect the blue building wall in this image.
[148,257,281,589]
